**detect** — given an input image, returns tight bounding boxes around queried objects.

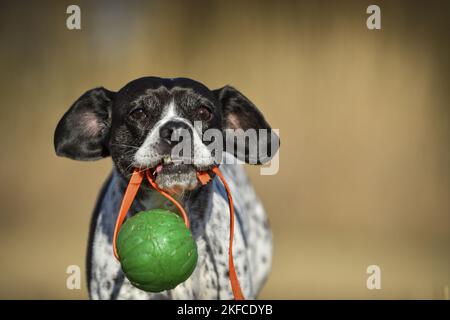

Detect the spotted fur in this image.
[88,159,272,300]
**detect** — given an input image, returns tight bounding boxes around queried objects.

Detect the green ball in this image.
[116,209,198,292]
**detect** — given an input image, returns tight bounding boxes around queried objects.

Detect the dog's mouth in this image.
[149,156,190,177]
[144,156,199,193]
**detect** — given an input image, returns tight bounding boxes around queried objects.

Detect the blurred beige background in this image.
[0,0,449,299]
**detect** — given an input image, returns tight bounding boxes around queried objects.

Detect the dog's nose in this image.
[159,120,192,147]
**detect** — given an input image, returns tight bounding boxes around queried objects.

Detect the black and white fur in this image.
[54,77,279,299]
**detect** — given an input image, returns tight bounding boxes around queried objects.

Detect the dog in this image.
[54,76,279,299]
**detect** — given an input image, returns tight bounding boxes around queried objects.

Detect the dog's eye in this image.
[197,106,212,121]
[129,108,147,121]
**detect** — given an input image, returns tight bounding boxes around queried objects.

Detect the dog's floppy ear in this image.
[54,87,115,160]
[213,85,279,164]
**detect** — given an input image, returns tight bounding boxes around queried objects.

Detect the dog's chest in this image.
[88,165,272,300]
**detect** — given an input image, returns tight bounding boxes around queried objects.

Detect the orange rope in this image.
[112,169,144,260]
[112,167,245,300]
[211,167,245,300]
[145,170,190,229]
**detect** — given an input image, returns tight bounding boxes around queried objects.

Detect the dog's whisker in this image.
[110,143,140,150]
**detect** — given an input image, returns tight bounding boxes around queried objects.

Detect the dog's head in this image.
[54,77,278,193]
